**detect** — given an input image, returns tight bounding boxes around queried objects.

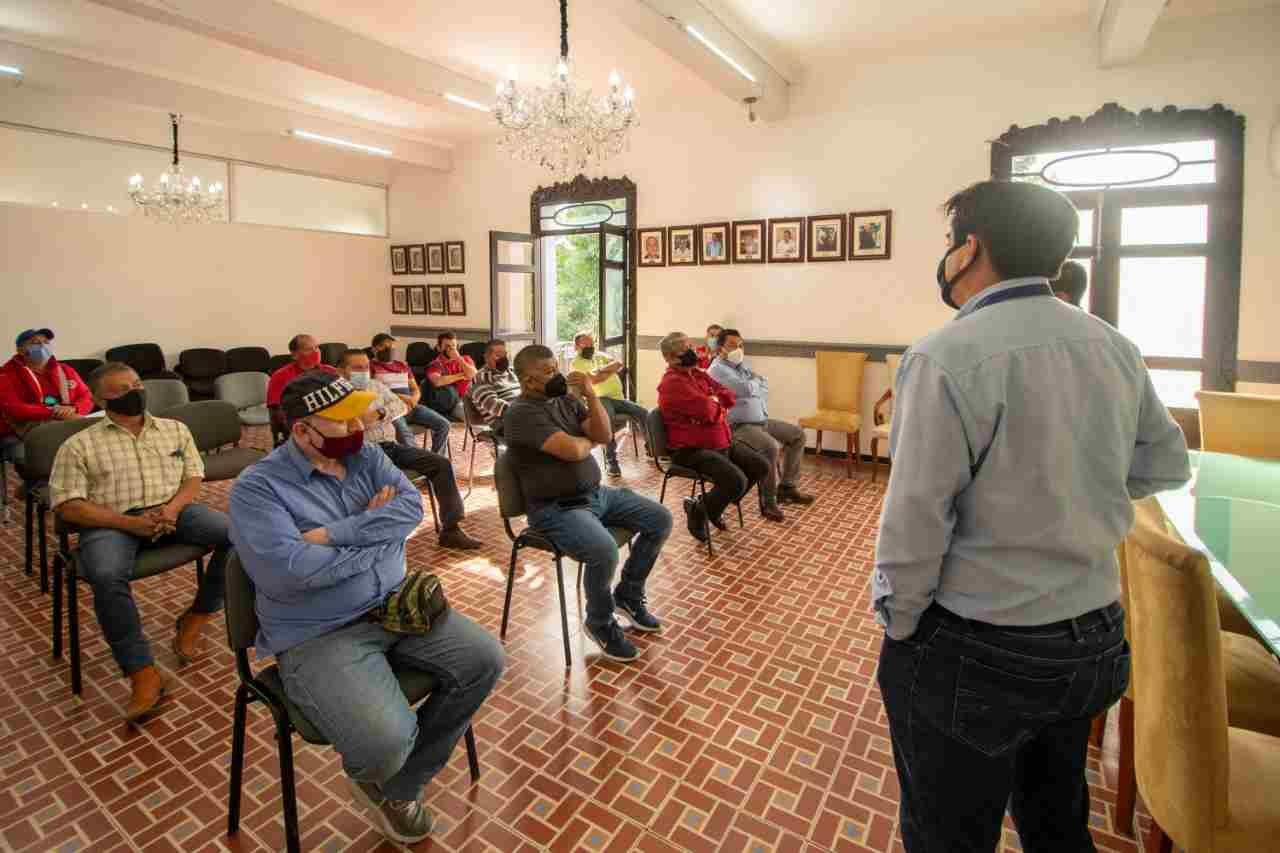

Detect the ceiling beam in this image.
[1092,0,1169,68]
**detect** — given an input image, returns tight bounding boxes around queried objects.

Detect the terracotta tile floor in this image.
[0,424,1152,852]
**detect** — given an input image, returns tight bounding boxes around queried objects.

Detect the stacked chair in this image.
[175,348,229,400]
[104,343,180,381]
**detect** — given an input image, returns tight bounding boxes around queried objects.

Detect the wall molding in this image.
[390,324,491,339]
[637,335,907,362]
[1238,361,1280,384]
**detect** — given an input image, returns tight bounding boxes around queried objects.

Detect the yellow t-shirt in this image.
[572,354,625,400]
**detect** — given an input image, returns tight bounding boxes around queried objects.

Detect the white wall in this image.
[388,7,1280,448]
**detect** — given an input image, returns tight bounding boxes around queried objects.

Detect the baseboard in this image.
[804,446,886,466]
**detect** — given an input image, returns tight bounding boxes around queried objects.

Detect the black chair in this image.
[225,347,271,375]
[164,401,265,481]
[175,348,228,400]
[406,342,436,384]
[62,358,104,381]
[462,394,504,499]
[318,342,348,367]
[459,341,487,367]
[645,409,745,557]
[224,551,480,853]
[17,419,97,593]
[493,451,632,668]
[104,343,180,381]
[52,516,209,697]
[267,354,293,375]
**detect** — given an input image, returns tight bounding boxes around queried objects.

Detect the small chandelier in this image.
[128,113,225,224]
[493,0,636,179]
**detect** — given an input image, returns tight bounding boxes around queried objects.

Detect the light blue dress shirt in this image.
[229,440,424,656]
[707,356,769,426]
[873,277,1191,640]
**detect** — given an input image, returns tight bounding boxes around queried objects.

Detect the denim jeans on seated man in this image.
[393,404,451,454]
[78,504,229,675]
[600,397,648,466]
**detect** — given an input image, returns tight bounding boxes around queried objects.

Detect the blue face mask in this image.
[24,343,52,364]
[348,371,371,389]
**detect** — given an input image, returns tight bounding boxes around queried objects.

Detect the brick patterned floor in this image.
[0,423,1152,852]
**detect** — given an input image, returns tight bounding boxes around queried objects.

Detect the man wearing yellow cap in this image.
[229,372,503,844]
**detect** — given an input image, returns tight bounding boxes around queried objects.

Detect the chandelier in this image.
[128,113,225,224]
[493,0,636,179]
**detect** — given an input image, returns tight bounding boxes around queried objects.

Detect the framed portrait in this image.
[427,285,446,315]
[732,220,765,264]
[668,225,697,266]
[408,285,427,314]
[446,284,467,316]
[850,210,893,260]
[807,214,847,262]
[391,285,409,315]
[389,244,409,275]
[698,222,731,265]
[407,243,426,274]
[426,242,445,274]
[767,218,805,264]
[637,227,667,267]
[445,241,466,274]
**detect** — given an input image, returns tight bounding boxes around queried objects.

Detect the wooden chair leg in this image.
[227,684,249,837]
[1116,696,1137,836]
[815,430,823,462]
[853,430,861,473]
[870,437,880,484]
[1090,709,1107,748]
[845,433,854,478]
[554,556,571,668]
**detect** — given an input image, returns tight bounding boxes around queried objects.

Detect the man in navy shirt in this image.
[230,373,503,844]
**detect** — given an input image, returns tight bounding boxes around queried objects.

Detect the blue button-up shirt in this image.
[873,277,1191,639]
[706,356,769,426]
[229,440,423,656]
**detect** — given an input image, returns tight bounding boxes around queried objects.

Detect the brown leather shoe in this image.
[124,665,164,723]
[438,526,482,551]
[173,611,213,665]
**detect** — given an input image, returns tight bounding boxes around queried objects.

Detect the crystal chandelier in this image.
[493,0,636,179]
[128,113,225,224]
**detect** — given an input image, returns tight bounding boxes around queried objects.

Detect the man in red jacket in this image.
[0,328,94,458]
[656,331,769,543]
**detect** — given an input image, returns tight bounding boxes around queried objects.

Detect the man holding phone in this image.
[503,345,672,663]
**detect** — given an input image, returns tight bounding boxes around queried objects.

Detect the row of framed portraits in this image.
[638,210,892,267]
[390,241,466,275]
[391,284,467,316]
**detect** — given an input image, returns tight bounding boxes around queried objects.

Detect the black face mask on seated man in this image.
[495,356,510,373]
[105,389,146,416]
[678,349,699,368]
[581,346,595,361]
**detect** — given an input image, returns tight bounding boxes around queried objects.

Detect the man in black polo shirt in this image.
[503,345,673,663]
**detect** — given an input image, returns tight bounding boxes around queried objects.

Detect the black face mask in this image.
[375,348,393,362]
[543,373,568,398]
[678,349,699,368]
[936,239,978,310]
[494,356,510,373]
[105,388,146,416]
[580,346,595,361]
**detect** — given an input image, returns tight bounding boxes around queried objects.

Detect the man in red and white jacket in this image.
[0,328,94,458]
[656,331,770,544]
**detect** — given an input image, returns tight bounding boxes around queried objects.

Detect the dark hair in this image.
[371,333,395,348]
[338,348,369,367]
[513,344,554,380]
[287,334,313,353]
[573,330,592,347]
[437,331,456,348]
[485,338,506,355]
[717,328,742,348]
[1052,260,1088,306]
[706,323,723,335]
[88,361,136,396]
[943,181,1078,280]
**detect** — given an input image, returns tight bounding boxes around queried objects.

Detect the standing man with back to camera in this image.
[874,180,1190,852]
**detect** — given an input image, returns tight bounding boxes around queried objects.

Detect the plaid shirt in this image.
[468,366,521,422]
[362,378,408,445]
[49,415,204,513]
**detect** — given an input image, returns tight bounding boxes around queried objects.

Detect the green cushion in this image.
[131,543,211,581]
[201,448,265,482]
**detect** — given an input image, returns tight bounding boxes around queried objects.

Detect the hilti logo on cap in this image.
[301,377,354,413]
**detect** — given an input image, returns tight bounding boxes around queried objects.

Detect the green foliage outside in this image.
[555,234,600,345]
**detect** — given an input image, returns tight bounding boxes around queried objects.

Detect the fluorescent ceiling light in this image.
[290,129,391,157]
[445,93,491,112]
[0,65,22,77]
[685,25,756,83]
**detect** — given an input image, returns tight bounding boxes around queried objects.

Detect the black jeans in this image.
[379,442,464,531]
[877,602,1129,853]
[670,445,770,521]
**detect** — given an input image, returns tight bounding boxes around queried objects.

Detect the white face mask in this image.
[348,371,371,389]
[726,347,745,365]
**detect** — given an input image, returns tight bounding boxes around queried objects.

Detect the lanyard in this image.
[971,281,1054,313]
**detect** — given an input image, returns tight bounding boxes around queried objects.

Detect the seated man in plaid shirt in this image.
[49,362,231,723]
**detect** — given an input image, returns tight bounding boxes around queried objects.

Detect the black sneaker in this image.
[777,485,816,505]
[585,619,640,662]
[614,591,662,633]
[682,498,708,542]
[607,459,623,478]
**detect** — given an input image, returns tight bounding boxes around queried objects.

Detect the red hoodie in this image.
[0,355,94,437]
[657,365,736,451]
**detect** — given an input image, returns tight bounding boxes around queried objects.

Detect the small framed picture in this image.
[426,243,445,274]
[445,241,466,274]
[391,285,409,314]
[807,214,847,262]
[427,285,446,315]
[638,227,667,267]
[668,225,697,266]
[698,222,730,265]
[408,285,427,314]
[768,218,805,264]
[390,244,409,275]
[850,210,892,260]
[408,244,426,274]
[446,284,467,316]
[732,220,765,264]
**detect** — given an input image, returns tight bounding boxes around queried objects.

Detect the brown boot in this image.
[124,665,164,723]
[173,611,214,665]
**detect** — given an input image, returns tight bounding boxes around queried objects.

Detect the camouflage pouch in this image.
[381,571,449,635]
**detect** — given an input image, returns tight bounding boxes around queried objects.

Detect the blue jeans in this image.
[278,611,504,801]
[877,602,1129,852]
[77,503,230,676]
[600,398,648,465]
[395,405,450,454]
[527,486,673,629]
